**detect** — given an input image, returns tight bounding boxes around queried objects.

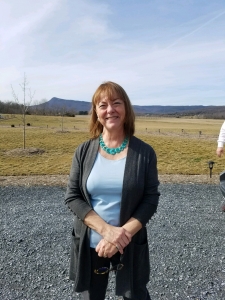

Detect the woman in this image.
[65,81,160,300]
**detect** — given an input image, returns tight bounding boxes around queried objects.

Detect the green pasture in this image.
[0,114,225,176]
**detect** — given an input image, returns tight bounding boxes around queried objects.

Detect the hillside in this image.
[30,97,225,118]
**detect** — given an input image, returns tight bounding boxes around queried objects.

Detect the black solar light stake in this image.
[208,161,215,178]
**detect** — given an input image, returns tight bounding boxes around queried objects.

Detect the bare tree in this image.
[11,73,35,149]
[57,105,67,132]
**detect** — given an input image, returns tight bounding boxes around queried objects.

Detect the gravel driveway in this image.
[1,184,225,300]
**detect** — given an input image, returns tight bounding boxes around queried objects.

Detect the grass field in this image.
[0,114,225,176]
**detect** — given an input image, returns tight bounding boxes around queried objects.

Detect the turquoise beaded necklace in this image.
[99,134,128,155]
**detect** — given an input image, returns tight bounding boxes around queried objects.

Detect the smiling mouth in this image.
[106,116,118,120]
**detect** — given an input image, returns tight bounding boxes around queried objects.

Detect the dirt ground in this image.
[0,174,220,186]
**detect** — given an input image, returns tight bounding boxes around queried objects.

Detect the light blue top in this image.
[86,152,126,248]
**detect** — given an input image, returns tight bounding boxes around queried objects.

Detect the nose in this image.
[107,104,115,113]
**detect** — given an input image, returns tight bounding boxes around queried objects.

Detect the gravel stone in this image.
[0,184,225,299]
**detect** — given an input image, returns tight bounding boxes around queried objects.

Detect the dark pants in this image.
[81,248,151,300]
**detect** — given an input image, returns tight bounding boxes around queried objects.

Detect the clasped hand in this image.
[96,225,131,257]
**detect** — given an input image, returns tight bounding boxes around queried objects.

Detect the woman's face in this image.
[95,92,126,133]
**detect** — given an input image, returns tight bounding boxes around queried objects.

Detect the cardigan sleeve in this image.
[65,144,93,221]
[131,149,160,226]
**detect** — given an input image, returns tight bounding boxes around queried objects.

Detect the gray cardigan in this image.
[65,135,160,298]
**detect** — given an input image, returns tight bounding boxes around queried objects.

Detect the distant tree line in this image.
[138,110,225,119]
[0,100,23,114]
[2,99,224,119]
[79,111,88,115]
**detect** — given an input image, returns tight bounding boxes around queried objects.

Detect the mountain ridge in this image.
[31,97,225,117]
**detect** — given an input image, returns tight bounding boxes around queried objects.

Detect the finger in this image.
[105,243,119,258]
[117,232,130,245]
[119,234,131,248]
[115,243,124,254]
[125,231,132,242]
[99,240,115,257]
[96,244,107,257]
[116,231,131,247]
[95,240,105,253]
[98,249,105,257]
[107,249,118,258]
[115,244,123,254]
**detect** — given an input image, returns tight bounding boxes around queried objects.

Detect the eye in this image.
[98,104,106,108]
[113,98,123,104]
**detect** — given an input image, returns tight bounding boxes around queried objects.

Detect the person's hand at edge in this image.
[216,147,224,157]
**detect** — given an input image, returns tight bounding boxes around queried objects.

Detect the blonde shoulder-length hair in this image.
[89,81,135,139]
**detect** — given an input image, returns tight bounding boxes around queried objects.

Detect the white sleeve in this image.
[217,121,225,147]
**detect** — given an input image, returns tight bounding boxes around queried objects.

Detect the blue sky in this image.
[0,0,225,105]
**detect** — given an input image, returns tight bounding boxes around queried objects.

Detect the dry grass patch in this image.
[0,114,89,131]
[0,115,224,176]
[5,147,45,156]
[138,134,223,175]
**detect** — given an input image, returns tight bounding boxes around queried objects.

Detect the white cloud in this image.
[0,0,61,47]
[0,0,225,105]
